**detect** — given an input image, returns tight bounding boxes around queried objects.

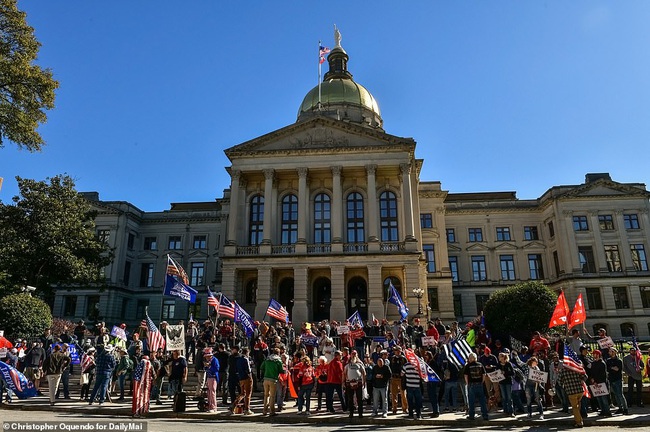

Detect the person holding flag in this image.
[622,340,645,408]
[132,354,155,417]
[558,346,589,428]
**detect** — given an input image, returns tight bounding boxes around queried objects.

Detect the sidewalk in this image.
[3,390,649,427]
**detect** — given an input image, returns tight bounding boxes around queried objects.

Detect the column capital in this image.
[231,169,242,181]
[297,167,309,178]
[399,163,411,175]
[331,165,342,176]
[263,169,275,180]
[365,164,377,175]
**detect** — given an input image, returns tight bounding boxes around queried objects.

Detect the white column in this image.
[262,169,274,245]
[366,164,379,242]
[255,266,272,320]
[297,168,308,244]
[589,211,608,272]
[330,265,346,320]
[400,163,416,241]
[293,266,309,324]
[331,166,343,243]
[226,170,241,245]
[367,263,384,319]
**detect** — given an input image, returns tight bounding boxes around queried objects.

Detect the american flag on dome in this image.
[132,357,153,416]
[266,298,289,323]
[144,313,165,353]
[319,45,330,64]
[217,293,236,319]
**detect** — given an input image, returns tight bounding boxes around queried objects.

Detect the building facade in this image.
[53,41,650,339]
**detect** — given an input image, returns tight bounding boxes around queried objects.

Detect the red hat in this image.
[467,322,474,328]
[592,349,602,356]
[120,323,127,329]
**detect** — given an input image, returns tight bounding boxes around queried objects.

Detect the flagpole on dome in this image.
[318,40,322,109]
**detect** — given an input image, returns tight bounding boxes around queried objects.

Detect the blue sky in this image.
[2,1,650,211]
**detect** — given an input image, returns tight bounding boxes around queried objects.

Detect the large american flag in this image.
[167,255,189,285]
[132,357,153,416]
[562,345,586,374]
[144,314,165,353]
[217,293,235,319]
[80,352,95,373]
[207,287,219,308]
[266,298,289,323]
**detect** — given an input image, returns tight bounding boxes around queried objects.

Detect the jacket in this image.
[260,354,283,380]
[44,351,70,375]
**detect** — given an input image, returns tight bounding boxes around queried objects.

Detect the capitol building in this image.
[55,37,650,339]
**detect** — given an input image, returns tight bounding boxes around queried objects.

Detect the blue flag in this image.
[234,302,256,338]
[388,282,409,320]
[164,274,198,303]
[347,310,364,327]
[0,361,38,399]
[50,343,81,365]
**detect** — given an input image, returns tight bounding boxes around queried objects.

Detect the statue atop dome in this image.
[334,25,342,48]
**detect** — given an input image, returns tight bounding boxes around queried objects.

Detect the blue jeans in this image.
[468,382,488,420]
[627,377,643,406]
[406,386,423,418]
[89,373,111,403]
[297,382,313,412]
[168,379,183,398]
[555,382,569,411]
[442,380,458,410]
[512,389,526,413]
[525,383,543,415]
[499,382,513,414]
[118,373,127,398]
[372,386,388,415]
[427,381,440,415]
[610,379,627,411]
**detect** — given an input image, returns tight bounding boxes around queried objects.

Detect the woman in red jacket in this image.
[325,351,347,413]
[296,356,315,415]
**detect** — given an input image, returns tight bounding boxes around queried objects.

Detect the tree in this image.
[0,293,52,339]
[0,0,58,152]
[0,174,112,302]
[483,281,557,344]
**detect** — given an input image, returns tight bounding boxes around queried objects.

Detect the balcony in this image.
[307,244,332,254]
[344,243,368,253]
[236,245,259,255]
[272,245,295,255]
[380,242,405,252]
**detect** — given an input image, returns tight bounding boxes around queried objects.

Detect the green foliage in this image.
[0,0,58,151]
[483,281,557,343]
[0,293,52,339]
[0,174,112,302]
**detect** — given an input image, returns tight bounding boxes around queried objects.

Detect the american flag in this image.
[167,255,189,285]
[319,45,330,64]
[207,287,219,308]
[80,352,95,373]
[132,357,153,416]
[217,293,236,319]
[144,314,165,353]
[632,335,643,371]
[266,298,289,323]
[563,345,586,374]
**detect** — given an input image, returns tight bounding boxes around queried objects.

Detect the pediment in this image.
[560,179,650,199]
[225,117,414,159]
[447,244,462,252]
[137,251,160,260]
[494,242,517,251]
[188,250,209,259]
[522,241,546,250]
[466,243,489,251]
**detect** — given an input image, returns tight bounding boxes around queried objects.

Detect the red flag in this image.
[568,293,586,329]
[548,291,570,328]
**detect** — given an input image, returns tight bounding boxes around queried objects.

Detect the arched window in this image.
[249,194,264,245]
[346,192,365,243]
[620,323,635,337]
[245,279,257,304]
[314,193,331,244]
[379,191,398,241]
[383,276,402,303]
[281,194,298,244]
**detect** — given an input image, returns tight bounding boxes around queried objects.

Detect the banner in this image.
[0,361,38,399]
[163,274,198,303]
[110,326,127,341]
[527,368,548,384]
[597,336,615,350]
[589,382,609,397]
[404,348,440,382]
[350,329,365,340]
[50,343,80,365]
[301,335,319,347]
[487,370,506,383]
[235,303,256,338]
[421,336,437,347]
[510,336,523,352]
[165,325,185,352]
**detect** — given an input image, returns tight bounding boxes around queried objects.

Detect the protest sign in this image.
[165,325,185,351]
[589,382,609,397]
[421,336,437,347]
[597,336,614,350]
[337,325,350,335]
[527,368,548,384]
[110,326,127,341]
[487,370,506,383]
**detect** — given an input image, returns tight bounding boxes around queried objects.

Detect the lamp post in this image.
[413,287,424,317]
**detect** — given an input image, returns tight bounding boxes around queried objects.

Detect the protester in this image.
[606,347,628,415]
[88,345,116,406]
[588,350,611,417]
[513,353,544,419]
[203,348,220,413]
[464,352,488,421]
[324,350,346,413]
[79,347,96,401]
[622,346,645,407]
[132,354,155,417]
[371,357,391,418]
[496,351,515,417]
[234,347,254,415]
[166,349,188,397]
[389,346,408,414]
[344,350,366,418]
[557,359,588,427]
[295,356,315,415]
[43,344,70,406]
[260,347,283,416]
[402,356,423,420]
[23,342,45,393]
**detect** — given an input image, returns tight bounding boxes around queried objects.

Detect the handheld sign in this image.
[597,336,614,350]
[421,336,437,347]
[487,370,506,383]
[337,325,350,335]
[527,368,548,384]
[589,382,609,397]
[110,326,127,341]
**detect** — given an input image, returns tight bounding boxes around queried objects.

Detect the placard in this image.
[165,324,185,352]
[487,370,506,383]
[0,348,7,358]
[110,326,127,341]
[337,325,350,335]
[421,336,437,347]
[527,368,548,384]
[589,382,609,397]
[0,330,4,337]
[597,336,614,350]
[350,329,365,340]
[509,336,523,352]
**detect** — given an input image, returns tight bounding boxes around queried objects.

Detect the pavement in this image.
[2,388,649,427]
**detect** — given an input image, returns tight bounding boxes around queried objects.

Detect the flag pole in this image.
[318,40,322,109]
[384,285,390,321]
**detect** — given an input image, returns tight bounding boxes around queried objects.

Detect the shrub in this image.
[0,293,53,339]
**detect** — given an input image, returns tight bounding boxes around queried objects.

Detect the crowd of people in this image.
[1,316,649,426]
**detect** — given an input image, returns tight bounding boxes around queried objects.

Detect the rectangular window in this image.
[524,226,539,241]
[476,294,490,316]
[468,228,483,242]
[423,244,436,273]
[189,299,202,321]
[471,256,487,281]
[453,294,463,317]
[143,236,157,251]
[97,229,110,244]
[449,256,459,282]
[500,255,516,280]
[640,286,650,308]
[168,236,182,250]
[496,227,511,241]
[162,299,175,320]
[630,244,649,271]
[598,215,614,231]
[127,232,135,250]
[553,250,561,275]
[573,216,589,231]
[63,296,77,316]
[428,287,439,311]
[446,228,456,243]
[548,221,555,238]
[578,246,596,273]
[624,214,640,230]
[585,287,603,310]
[528,254,544,280]
[121,298,130,317]
[86,295,100,319]
[612,286,630,309]
[193,235,207,249]
[136,299,149,319]
[123,261,131,286]
[139,263,154,287]
[420,213,433,228]
[190,262,205,286]
[604,245,622,272]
